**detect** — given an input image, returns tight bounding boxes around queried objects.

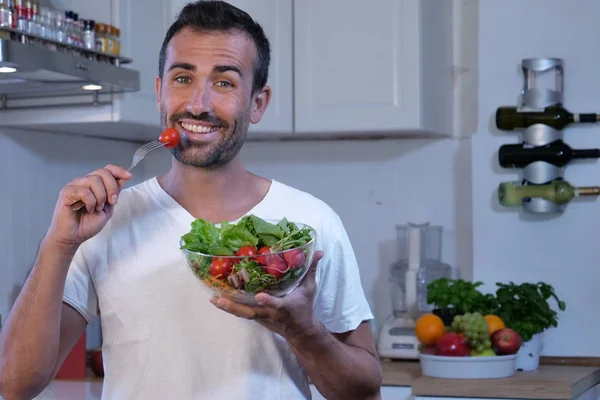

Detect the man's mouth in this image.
[180,121,221,134]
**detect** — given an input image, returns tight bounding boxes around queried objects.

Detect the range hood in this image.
[0,27,139,107]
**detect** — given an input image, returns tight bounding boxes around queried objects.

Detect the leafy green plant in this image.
[494,281,566,342]
[426,278,498,315]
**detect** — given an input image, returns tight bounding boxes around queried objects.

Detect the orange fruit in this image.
[415,313,445,345]
[484,315,506,336]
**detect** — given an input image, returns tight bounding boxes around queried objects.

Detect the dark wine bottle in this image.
[498,140,600,168]
[495,104,600,131]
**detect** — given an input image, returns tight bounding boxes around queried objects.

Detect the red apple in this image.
[435,332,469,357]
[491,328,522,355]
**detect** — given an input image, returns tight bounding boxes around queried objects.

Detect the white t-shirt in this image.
[63,177,374,400]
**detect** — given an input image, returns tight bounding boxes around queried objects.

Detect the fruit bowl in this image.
[419,353,517,379]
[180,215,317,306]
[415,312,522,379]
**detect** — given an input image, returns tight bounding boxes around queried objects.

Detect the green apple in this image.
[470,348,496,357]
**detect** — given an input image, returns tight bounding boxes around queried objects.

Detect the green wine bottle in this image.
[498,179,600,206]
[495,104,600,131]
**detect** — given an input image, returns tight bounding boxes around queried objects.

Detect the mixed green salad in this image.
[180,215,314,294]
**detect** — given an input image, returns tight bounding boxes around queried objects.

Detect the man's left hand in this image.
[209,250,324,342]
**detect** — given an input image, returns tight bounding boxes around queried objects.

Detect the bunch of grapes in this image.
[448,312,491,353]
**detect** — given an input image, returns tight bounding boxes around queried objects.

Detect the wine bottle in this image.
[495,104,600,131]
[498,179,600,207]
[498,140,600,168]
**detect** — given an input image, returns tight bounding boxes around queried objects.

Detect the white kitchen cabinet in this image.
[0,0,171,142]
[169,0,294,137]
[1,0,475,141]
[310,384,412,400]
[293,0,460,137]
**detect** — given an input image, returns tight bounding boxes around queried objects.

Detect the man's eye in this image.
[175,76,191,84]
[215,81,233,88]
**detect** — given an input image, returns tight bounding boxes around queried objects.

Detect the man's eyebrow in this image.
[214,65,243,77]
[167,62,196,73]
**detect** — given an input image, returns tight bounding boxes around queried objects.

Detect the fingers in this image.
[301,250,324,290]
[103,164,133,184]
[210,296,274,320]
[61,186,99,213]
[256,292,282,309]
[64,165,132,212]
[93,165,133,205]
[309,250,324,271]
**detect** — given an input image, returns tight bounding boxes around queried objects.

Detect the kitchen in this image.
[1,0,599,399]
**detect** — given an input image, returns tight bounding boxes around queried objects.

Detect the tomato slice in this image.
[158,128,181,149]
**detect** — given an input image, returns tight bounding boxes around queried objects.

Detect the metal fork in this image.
[70,140,167,211]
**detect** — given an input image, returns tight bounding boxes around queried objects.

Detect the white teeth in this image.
[181,122,219,133]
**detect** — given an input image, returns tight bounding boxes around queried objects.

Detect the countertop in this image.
[36,358,600,400]
[382,358,600,399]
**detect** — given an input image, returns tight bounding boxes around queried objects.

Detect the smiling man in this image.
[0,2,382,400]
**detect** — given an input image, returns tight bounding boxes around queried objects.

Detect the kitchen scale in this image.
[377,222,452,359]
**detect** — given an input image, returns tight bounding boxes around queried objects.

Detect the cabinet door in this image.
[293,0,451,136]
[170,0,293,137]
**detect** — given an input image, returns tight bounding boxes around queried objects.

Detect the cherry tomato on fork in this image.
[158,128,181,148]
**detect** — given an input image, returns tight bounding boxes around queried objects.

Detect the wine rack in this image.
[501,58,566,214]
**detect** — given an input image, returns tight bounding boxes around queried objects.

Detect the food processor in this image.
[376,222,453,359]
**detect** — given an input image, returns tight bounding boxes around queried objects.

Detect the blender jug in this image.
[391,222,452,317]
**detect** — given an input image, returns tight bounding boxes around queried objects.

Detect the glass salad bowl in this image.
[180,215,317,306]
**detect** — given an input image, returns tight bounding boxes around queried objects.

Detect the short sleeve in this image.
[62,241,98,325]
[312,213,374,333]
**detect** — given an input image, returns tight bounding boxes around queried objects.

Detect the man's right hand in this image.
[45,164,133,249]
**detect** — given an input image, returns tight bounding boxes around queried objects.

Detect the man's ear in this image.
[155,76,162,112]
[250,85,272,124]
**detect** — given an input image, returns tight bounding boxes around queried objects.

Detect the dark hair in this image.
[158,0,270,95]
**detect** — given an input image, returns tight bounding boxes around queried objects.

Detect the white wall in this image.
[473,0,600,356]
[0,128,144,346]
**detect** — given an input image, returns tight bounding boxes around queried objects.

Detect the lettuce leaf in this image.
[180,214,313,255]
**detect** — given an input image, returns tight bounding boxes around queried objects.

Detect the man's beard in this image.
[160,106,249,168]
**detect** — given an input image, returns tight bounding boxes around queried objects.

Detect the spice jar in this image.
[95,22,109,53]
[53,9,66,43]
[112,26,120,56]
[0,0,14,28]
[83,19,95,50]
[14,0,26,31]
[29,0,39,35]
[106,24,115,55]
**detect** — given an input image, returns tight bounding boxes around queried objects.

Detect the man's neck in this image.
[157,156,271,222]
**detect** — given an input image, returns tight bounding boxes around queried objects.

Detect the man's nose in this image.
[186,84,213,115]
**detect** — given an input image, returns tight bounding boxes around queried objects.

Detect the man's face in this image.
[155,28,270,168]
